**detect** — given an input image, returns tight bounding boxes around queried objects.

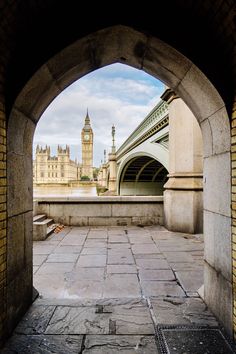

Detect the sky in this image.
[33,63,164,167]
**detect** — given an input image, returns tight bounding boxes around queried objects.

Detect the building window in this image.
[48,172,50,177]
[61,173,64,178]
[40,172,44,178]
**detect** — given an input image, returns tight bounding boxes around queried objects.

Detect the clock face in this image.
[84,134,90,141]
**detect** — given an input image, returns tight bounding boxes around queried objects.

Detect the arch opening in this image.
[119,156,168,196]
[6,25,232,338]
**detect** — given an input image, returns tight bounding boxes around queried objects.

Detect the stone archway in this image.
[7,25,231,336]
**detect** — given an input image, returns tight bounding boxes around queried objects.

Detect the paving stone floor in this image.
[1,226,234,353]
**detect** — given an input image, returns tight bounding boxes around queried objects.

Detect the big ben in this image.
[81,110,93,180]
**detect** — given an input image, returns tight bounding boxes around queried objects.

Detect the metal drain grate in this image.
[156,325,235,354]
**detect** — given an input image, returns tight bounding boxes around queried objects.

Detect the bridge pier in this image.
[108,152,117,193]
[162,89,203,233]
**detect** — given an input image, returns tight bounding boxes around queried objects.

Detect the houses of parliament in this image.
[33,111,94,185]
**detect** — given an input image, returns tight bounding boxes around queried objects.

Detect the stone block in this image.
[88,217,131,226]
[111,203,160,217]
[176,64,225,122]
[7,214,25,282]
[7,265,32,336]
[208,107,230,155]
[204,261,232,337]
[204,152,231,217]
[7,109,33,155]
[204,210,231,281]
[144,36,192,89]
[14,64,61,122]
[24,211,33,266]
[7,153,33,217]
[200,118,213,158]
[164,189,203,233]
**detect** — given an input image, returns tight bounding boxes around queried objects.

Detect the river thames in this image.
[33,185,97,198]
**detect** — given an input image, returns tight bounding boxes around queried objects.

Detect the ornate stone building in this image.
[81,111,93,179]
[33,111,94,184]
[33,145,80,184]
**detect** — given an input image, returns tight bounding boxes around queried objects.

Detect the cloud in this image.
[33,63,164,166]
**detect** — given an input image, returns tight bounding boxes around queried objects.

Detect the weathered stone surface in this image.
[37,262,74,274]
[65,280,104,299]
[107,265,137,274]
[142,281,185,297]
[163,252,194,263]
[46,303,153,335]
[76,255,107,267]
[46,253,79,263]
[131,244,160,254]
[66,268,105,281]
[139,269,175,281]
[136,258,170,269]
[81,247,107,255]
[109,235,128,243]
[103,274,141,298]
[175,270,203,292]
[33,274,67,299]
[83,335,158,353]
[108,250,134,265]
[1,334,83,354]
[53,245,82,254]
[204,152,231,217]
[150,297,218,326]
[15,305,56,334]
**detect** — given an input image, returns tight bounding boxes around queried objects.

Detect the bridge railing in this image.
[116,100,168,160]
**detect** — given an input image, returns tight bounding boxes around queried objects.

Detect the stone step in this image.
[33,214,46,223]
[47,223,58,237]
[34,218,54,227]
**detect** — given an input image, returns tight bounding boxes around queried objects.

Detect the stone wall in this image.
[35,196,164,226]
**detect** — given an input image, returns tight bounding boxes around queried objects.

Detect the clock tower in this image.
[81,110,93,180]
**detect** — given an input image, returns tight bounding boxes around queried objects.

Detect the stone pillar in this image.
[162,89,203,233]
[102,164,107,188]
[108,152,117,193]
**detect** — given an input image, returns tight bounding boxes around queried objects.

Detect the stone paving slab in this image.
[142,281,185,297]
[83,335,159,353]
[150,297,218,326]
[64,280,104,299]
[46,253,79,263]
[103,274,141,298]
[0,334,83,354]
[33,254,48,266]
[107,252,134,265]
[131,244,160,254]
[81,247,107,255]
[34,274,67,299]
[66,268,105,281]
[176,270,204,292]
[52,245,82,254]
[107,265,137,274]
[163,251,194,263]
[76,255,107,267]
[136,258,170,269]
[46,303,154,335]
[15,304,56,334]
[139,269,175,281]
[36,262,74,274]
